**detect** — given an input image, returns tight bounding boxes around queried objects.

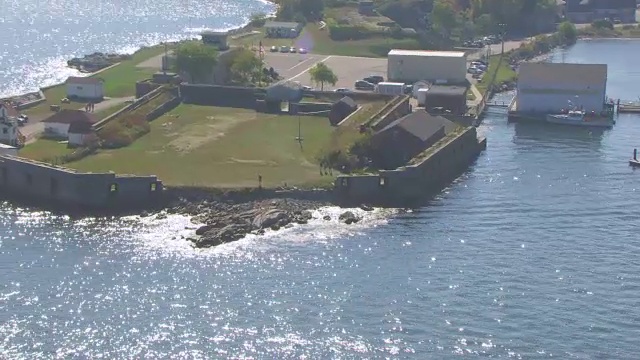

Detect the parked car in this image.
[298,48,308,54]
[289,47,297,53]
[363,75,384,84]
[279,45,289,53]
[354,80,375,91]
[270,46,278,52]
[334,88,351,93]
[18,114,28,122]
[302,85,314,91]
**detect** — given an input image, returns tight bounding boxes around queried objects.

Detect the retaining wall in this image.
[334,126,487,206]
[181,84,258,109]
[0,155,163,211]
[146,96,181,121]
[369,95,412,130]
[289,102,333,115]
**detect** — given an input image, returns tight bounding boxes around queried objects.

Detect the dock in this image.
[618,104,640,114]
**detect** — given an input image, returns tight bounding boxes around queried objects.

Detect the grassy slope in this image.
[477,55,516,94]
[19,139,74,162]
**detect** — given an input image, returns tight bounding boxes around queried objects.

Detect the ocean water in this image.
[0,0,275,98]
[2,40,640,358]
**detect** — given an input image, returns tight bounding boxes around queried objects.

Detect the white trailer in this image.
[376,82,405,96]
[417,88,429,107]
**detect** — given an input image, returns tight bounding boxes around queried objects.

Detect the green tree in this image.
[300,0,324,21]
[230,49,264,85]
[429,0,458,37]
[175,43,218,83]
[474,13,495,35]
[309,62,338,91]
[557,21,578,45]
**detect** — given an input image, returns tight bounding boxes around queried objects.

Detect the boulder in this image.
[252,209,290,229]
[155,213,168,220]
[359,205,374,212]
[323,215,331,221]
[339,211,360,225]
[194,223,252,248]
[195,225,213,235]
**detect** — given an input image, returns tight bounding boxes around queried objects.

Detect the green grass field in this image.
[19,139,74,163]
[477,55,517,95]
[69,104,339,188]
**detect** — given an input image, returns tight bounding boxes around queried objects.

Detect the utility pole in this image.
[499,23,506,55]
[163,42,168,75]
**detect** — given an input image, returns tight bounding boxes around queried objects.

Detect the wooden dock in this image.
[618,104,640,113]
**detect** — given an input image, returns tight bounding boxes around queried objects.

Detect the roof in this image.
[518,62,607,88]
[264,21,301,29]
[42,109,97,125]
[335,96,357,109]
[0,102,18,117]
[65,76,103,85]
[201,30,228,36]
[68,120,95,134]
[427,85,467,96]
[378,110,455,142]
[0,143,18,150]
[388,49,466,58]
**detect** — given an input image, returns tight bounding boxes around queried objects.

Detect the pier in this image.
[618,103,640,114]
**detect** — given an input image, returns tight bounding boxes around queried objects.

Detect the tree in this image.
[175,43,218,83]
[557,21,578,45]
[429,0,458,37]
[474,13,495,35]
[300,0,324,21]
[230,49,264,85]
[309,62,337,91]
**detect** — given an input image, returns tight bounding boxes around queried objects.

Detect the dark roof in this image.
[335,96,357,109]
[68,120,95,134]
[427,85,467,97]
[378,110,456,142]
[566,0,636,11]
[42,109,97,125]
[65,76,103,85]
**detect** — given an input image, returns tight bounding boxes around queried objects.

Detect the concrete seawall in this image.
[0,155,163,212]
[334,126,487,206]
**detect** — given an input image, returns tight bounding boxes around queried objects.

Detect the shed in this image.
[201,31,229,50]
[68,119,97,147]
[387,50,467,84]
[264,21,303,38]
[329,97,358,126]
[372,110,456,169]
[424,85,468,114]
[42,109,97,139]
[65,76,104,100]
[516,62,607,113]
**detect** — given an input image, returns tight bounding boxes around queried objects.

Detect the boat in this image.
[546,109,614,128]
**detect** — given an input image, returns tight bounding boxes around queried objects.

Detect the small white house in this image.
[68,119,98,147]
[0,143,18,156]
[65,76,104,100]
[0,103,20,147]
[42,109,97,140]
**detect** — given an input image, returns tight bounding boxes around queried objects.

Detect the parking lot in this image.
[262,52,388,91]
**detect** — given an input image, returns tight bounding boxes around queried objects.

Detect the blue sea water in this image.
[0,0,276,97]
[2,37,640,358]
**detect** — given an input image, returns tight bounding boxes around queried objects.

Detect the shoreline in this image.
[0,1,277,101]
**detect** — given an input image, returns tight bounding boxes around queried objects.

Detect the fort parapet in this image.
[0,155,163,211]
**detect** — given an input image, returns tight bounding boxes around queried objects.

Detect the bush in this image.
[99,114,150,149]
[591,19,613,30]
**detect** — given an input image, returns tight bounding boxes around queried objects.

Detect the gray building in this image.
[264,21,303,38]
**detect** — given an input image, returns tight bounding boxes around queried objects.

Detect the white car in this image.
[298,48,308,54]
[302,85,313,91]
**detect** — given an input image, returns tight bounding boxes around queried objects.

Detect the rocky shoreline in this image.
[67,52,132,73]
[148,196,370,248]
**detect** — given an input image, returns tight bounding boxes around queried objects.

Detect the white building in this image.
[42,109,97,140]
[387,50,467,84]
[0,143,18,156]
[65,76,104,100]
[0,103,21,147]
[68,120,98,147]
[516,63,608,113]
[264,21,302,38]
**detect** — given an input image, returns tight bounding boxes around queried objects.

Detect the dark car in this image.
[363,75,384,84]
[354,80,375,91]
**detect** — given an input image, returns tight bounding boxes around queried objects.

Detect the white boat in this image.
[546,109,614,128]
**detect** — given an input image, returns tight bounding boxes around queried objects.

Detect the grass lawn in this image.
[477,55,516,95]
[19,139,75,163]
[69,104,340,188]
[24,46,168,118]
[231,23,421,58]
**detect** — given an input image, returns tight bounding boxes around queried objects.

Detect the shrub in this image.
[99,114,150,149]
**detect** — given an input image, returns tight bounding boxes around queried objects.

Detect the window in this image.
[150,183,157,191]
[379,177,387,187]
[110,184,118,192]
[76,86,83,90]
